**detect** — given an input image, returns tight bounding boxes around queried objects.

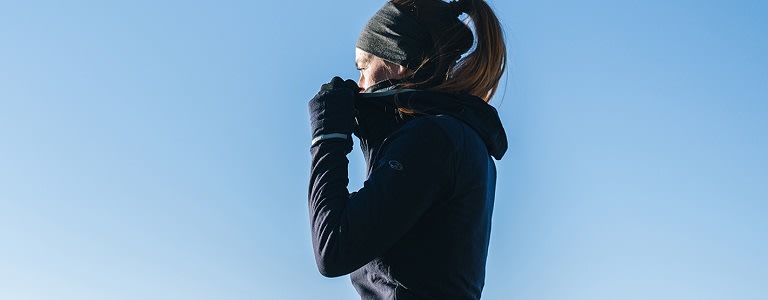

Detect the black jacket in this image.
[308,84,507,300]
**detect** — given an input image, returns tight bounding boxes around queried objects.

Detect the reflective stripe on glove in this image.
[308,77,360,147]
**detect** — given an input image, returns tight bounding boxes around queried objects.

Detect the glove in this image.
[308,77,360,146]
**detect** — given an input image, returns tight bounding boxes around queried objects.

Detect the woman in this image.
[307,0,507,299]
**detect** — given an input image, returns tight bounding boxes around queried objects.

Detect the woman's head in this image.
[356,0,506,101]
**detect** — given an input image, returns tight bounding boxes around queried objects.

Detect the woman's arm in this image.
[309,117,453,277]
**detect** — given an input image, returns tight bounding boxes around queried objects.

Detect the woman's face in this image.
[355,48,409,91]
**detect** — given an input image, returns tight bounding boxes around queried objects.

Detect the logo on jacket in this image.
[388,160,404,171]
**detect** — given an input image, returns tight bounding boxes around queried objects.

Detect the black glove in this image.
[308,77,360,146]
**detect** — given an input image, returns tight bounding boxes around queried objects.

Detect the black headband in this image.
[356,2,432,68]
[356,1,474,70]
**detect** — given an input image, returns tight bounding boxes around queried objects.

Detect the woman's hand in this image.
[308,77,360,146]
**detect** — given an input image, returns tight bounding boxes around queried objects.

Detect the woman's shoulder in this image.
[406,114,468,135]
[395,114,472,149]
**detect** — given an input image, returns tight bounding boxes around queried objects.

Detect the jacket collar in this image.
[355,81,508,160]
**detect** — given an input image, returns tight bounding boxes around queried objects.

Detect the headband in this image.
[356,1,474,69]
[355,2,432,68]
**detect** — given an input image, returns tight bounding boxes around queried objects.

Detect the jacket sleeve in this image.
[308,117,453,277]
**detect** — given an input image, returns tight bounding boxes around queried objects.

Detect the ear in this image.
[396,65,410,76]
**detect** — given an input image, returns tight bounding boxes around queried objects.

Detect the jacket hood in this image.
[357,87,508,160]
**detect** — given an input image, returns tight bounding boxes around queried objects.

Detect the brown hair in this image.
[392,0,507,102]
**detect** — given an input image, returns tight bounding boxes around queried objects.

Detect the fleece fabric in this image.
[308,83,507,300]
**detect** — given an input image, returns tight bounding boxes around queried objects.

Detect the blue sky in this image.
[1,0,766,299]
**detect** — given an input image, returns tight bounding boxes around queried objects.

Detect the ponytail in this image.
[391,0,506,102]
[447,0,506,101]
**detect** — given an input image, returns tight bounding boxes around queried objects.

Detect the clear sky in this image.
[1,0,766,299]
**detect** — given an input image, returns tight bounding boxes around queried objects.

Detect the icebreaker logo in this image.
[388,160,404,171]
